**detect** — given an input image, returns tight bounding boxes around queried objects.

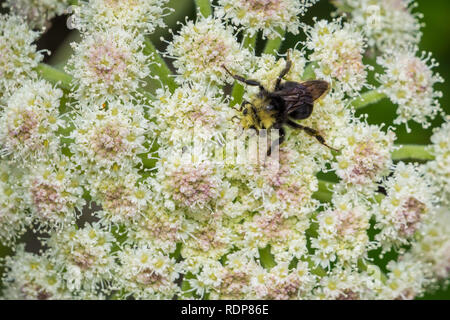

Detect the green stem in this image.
[392,144,434,161]
[242,33,257,49]
[357,260,388,284]
[36,63,73,91]
[330,0,353,13]
[350,90,387,110]
[36,63,156,101]
[263,28,285,55]
[230,34,257,106]
[302,62,317,80]
[195,0,212,17]
[304,256,327,277]
[259,245,276,269]
[315,179,386,204]
[230,83,245,106]
[143,38,177,93]
[313,179,335,203]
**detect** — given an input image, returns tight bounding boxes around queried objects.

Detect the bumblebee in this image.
[223,51,338,155]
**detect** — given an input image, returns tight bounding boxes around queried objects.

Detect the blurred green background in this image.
[0,0,448,299]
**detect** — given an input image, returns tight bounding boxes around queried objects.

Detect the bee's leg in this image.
[240,100,254,111]
[231,115,240,123]
[231,100,246,112]
[287,120,339,152]
[222,65,267,93]
[267,126,285,156]
[275,50,292,90]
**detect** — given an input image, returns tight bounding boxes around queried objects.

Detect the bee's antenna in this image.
[324,143,341,153]
[221,64,230,74]
[221,64,266,92]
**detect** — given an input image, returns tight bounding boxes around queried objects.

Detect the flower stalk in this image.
[143,38,177,93]
[302,62,317,80]
[350,89,387,110]
[313,179,335,203]
[230,33,257,105]
[392,144,435,161]
[263,28,286,55]
[36,63,72,91]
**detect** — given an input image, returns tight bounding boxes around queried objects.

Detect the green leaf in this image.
[195,0,212,18]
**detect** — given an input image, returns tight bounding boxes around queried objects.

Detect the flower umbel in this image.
[0,0,448,301]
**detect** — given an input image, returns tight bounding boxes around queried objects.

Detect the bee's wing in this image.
[300,80,329,102]
[271,82,314,118]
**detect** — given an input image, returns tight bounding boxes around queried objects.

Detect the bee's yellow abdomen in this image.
[258,110,277,129]
[241,114,258,129]
[239,97,276,130]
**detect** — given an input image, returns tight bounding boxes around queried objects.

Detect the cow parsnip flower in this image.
[216,0,319,39]
[377,48,443,130]
[114,244,180,299]
[0,0,449,301]
[3,0,70,30]
[240,209,309,262]
[333,0,423,52]
[0,79,63,162]
[0,14,43,101]
[0,163,30,246]
[304,19,370,95]
[245,146,320,217]
[245,50,307,93]
[333,119,396,191]
[314,266,376,300]
[152,83,233,146]
[66,27,150,104]
[87,170,151,225]
[412,207,450,280]
[313,192,372,268]
[23,155,85,229]
[152,146,224,215]
[250,260,316,299]
[375,162,438,251]
[70,0,171,34]
[70,103,149,173]
[46,223,116,296]
[426,119,450,205]
[382,253,433,300]
[130,209,184,254]
[2,245,70,300]
[166,16,251,86]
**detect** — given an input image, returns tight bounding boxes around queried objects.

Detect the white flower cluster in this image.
[0,80,63,161]
[70,0,171,34]
[166,16,251,86]
[0,15,44,101]
[426,119,450,206]
[374,163,437,251]
[216,0,319,39]
[333,120,396,191]
[0,0,449,301]
[2,0,70,29]
[377,48,443,130]
[66,28,150,104]
[304,19,371,95]
[333,0,423,52]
